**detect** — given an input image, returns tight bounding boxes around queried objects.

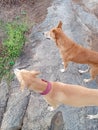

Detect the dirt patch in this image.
[0,0,52,59]
[0,0,52,46]
[0,0,52,24]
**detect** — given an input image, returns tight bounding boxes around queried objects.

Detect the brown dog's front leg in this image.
[64,61,68,68]
[84,67,98,83]
[60,61,68,73]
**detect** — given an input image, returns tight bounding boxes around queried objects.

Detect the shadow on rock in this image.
[49,111,65,130]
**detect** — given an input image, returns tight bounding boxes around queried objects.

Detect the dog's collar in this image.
[40,79,51,95]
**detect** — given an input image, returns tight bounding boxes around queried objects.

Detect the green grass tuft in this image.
[0,21,28,81]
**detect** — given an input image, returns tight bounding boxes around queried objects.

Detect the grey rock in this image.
[1,90,30,130]
[22,94,53,130]
[0,79,9,126]
[1,0,98,130]
[49,111,64,130]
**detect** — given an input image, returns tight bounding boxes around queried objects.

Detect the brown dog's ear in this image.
[31,71,40,77]
[57,21,63,28]
[52,29,57,35]
[52,29,59,46]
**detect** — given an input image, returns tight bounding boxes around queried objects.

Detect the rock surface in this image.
[0,80,9,126]
[1,0,98,130]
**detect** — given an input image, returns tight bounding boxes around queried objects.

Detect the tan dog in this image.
[43,21,98,82]
[14,69,98,110]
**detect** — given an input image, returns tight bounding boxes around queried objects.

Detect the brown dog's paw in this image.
[60,69,65,73]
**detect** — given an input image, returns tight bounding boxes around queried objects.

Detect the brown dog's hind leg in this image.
[64,62,68,68]
[84,67,98,83]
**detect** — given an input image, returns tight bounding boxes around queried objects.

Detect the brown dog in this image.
[14,69,98,110]
[43,21,98,82]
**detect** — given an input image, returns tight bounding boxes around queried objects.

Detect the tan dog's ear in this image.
[31,71,40,77]
[57,21,62,28]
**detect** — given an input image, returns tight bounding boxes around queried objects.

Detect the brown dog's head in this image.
[43,21,63,45]
[14,69,40,91]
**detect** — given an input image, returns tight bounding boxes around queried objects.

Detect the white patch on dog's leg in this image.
[87,114,98,119]
[48,106,54,111]
[83,78,92,83]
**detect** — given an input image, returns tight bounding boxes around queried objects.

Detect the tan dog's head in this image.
[43,21,63,45]
[14,69,40,91]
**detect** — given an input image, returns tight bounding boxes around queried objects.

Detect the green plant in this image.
[0,21,28,82]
